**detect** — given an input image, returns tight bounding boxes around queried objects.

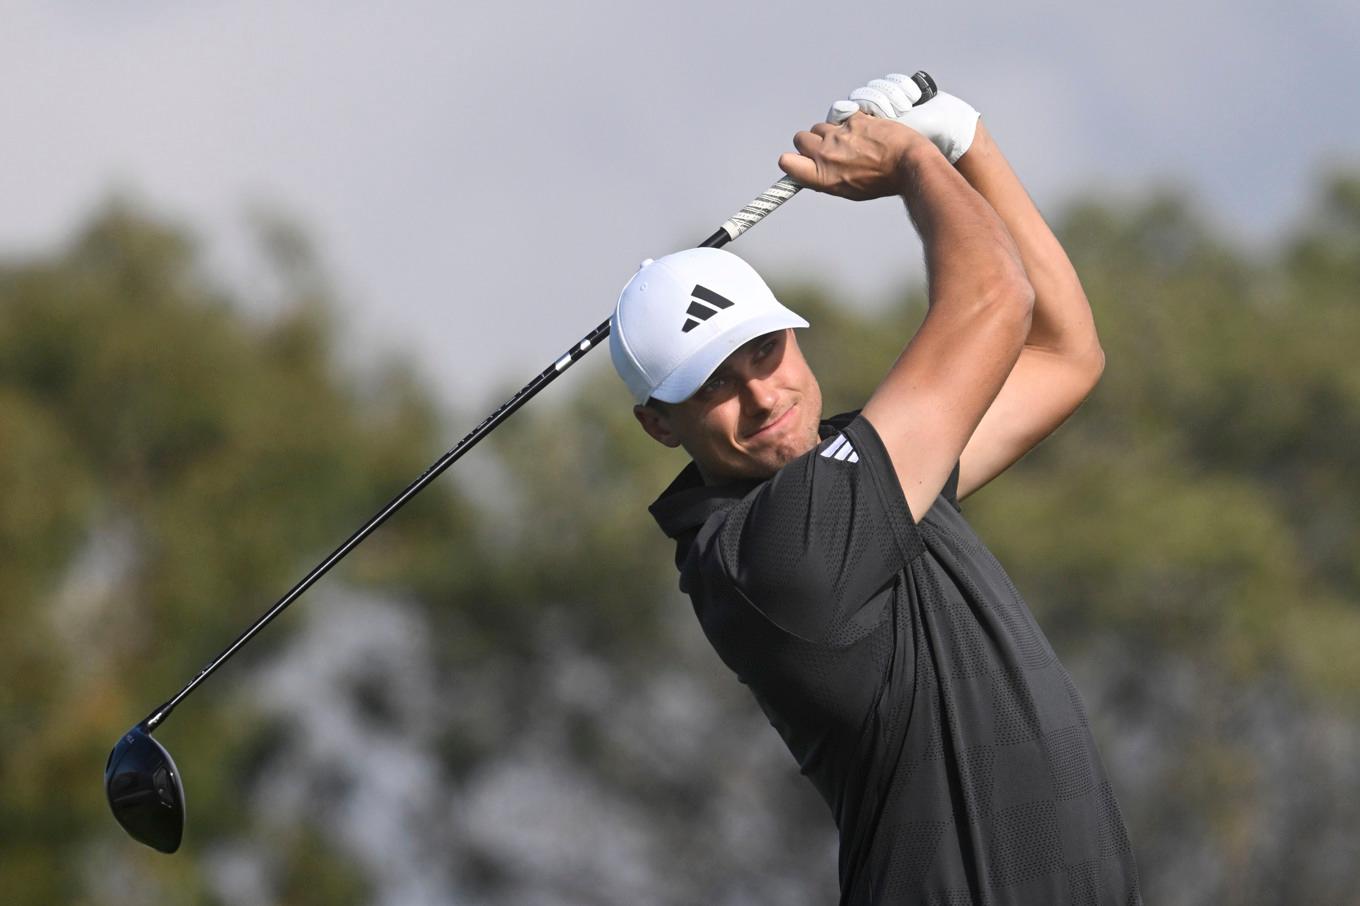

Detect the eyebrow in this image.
[740,331,781,354]
[708,331,782,383]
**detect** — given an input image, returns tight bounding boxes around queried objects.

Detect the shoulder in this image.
[699,418,925,633]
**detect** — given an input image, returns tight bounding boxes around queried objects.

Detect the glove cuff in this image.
[944,108,981,164]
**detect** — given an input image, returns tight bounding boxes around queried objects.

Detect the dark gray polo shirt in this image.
[649,411,1141,905]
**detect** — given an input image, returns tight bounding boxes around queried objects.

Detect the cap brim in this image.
[649,309,810,404]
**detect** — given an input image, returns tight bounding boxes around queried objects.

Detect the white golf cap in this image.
[609,248,809,404]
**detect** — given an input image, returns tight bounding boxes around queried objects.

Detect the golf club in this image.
[104,72,938,853]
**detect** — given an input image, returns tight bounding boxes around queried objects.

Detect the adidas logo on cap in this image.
[681,285,735,333]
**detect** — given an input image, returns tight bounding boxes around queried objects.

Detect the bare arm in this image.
[779,114,1034,521]
[953,121,1105,499]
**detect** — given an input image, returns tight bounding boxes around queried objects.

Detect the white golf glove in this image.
[827,73,980,164]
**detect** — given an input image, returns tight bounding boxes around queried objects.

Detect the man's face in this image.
[634,329,824,483]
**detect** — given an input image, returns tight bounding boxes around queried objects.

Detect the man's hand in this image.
[777,113,939,200]
[829,73,980,165]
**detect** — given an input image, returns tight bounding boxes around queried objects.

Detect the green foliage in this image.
[274,829,371,906]
[0,200,480,903]
[484,374,690,659]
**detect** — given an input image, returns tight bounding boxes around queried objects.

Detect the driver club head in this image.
[105,724,185,853]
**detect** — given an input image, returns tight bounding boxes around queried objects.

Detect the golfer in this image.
[610,75,1140,904]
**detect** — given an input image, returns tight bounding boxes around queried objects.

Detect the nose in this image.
[738,372,778,416]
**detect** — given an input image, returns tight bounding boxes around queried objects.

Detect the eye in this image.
[755,337,778,358]
[701,374,728,394]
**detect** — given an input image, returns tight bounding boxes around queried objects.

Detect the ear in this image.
[633,404,683,448]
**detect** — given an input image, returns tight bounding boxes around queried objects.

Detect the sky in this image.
[3,0,1358,410]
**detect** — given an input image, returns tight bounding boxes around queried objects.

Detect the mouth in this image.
[746,403,796,440]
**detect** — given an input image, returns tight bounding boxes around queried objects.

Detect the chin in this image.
[750,432,819,478]
[701,421,821,484]
[710,449,787,483]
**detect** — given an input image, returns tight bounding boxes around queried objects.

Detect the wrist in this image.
[953,119,993,171]
[893,136,947,193]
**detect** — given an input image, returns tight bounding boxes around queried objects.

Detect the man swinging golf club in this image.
[611,73,1141,903]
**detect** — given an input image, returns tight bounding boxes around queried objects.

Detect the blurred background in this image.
[2,2,1358,904]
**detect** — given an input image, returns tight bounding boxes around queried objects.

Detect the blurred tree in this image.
[2,167,1357,905]
[0,200,480,904]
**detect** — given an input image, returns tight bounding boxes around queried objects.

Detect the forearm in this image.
[956,122,1101,362]
[899,139,1032,319]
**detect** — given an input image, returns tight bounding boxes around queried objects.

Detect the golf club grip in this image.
[139,71,940,733]
[714,176,802,245]
[706,70,938,246]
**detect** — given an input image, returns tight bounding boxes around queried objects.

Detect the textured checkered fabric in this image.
[649,412,1141,905]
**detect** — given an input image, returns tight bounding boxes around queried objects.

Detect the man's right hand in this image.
[830,74,981,165]
[777,112,941,201]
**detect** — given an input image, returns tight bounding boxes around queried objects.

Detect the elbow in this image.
[1079,308,1106,389]
[1090,342,1106,382]
[1014,276,1037,328]
[1069,339,1105,399]
[1084,342,1106,394]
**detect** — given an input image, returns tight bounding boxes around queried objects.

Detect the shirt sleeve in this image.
[710,415,926,645]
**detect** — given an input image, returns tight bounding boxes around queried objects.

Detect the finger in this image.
[882,73,924,105]
[838,110,873,129]
[849,86,897,119]
[791,130,823,156]
[777,151,821,188]
[825,99,859,125]
[809,121,838,138]
[867,78,913,115]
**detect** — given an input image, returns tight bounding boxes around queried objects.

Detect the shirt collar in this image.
[648,462,758,541]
